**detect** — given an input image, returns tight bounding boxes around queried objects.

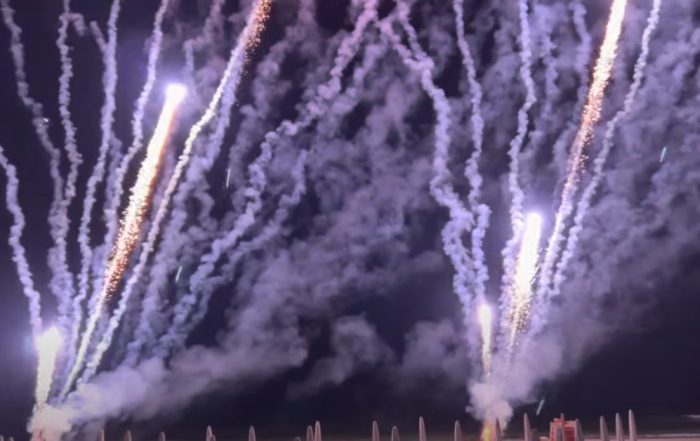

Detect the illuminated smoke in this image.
[61,84,187,397]
[34,327,62,410]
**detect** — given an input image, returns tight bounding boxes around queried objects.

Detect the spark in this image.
[538,0,629,300]
[507,212,543,351]
[175,265,182,283]
[34,327,62,409]
[61,84,186,397]
[536,398,546,416]
[477,302,494,376]
[225,167,231,189]
[660,146,667,163]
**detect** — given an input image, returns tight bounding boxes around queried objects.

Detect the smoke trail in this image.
[127,2,376,363]
[500,0,537,295]
[378,16,479,359]
[61,0,122,396]
[158,0,381,353]
[552,0,593,175]
[34,327,62,411]
[183,0,226,85]
[537,0,629,301]
[452,0,490,302]
[71,0,122,369]
[0,0,75,331]
[0,145,42,337]
[157,152,308,356]
[57,0,87,376]
[549,0,663,302]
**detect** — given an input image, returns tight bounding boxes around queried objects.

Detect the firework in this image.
[506,212,543,352]
[61,83,187,397]
[34,327,62,409]
[538,0,629,300]
[477,302,494,376]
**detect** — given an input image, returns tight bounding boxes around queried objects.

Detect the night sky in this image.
[0,0,699,440]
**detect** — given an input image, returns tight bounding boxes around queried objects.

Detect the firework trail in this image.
[73,0,121,364]
[34,327,62,410]
[452,0,490,302]
[477,303,494,376]
[73,0,273,380]
[0,0,75,331]
[501,0,537,295]
[537,0,629,300]
[550,0,663,301]
[0,146,42,337]
[62,84,186,396]
[505,212,542,353]
[552,0,593,172]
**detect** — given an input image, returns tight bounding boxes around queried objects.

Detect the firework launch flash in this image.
[538,0,629,299]
[34,327,62,410]
[507,212,543,351]
[61,84,187,397]
[477,302,494,376]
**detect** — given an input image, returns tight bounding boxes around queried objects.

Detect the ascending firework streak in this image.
[61,84,187,397]
[505,212,542,353]
[477,303,494,376]
[78,0,273,382]
[537,0,629,300]
[551,0,663,299]
[34,327,62,410]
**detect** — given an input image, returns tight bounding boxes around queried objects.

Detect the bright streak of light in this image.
[538,0,629,299]
[507,212,543,350]
[477,302,494,376]
[102,83,186,297]
[34,327,62,409]
[61,84,186,397]
[659,145,667,163]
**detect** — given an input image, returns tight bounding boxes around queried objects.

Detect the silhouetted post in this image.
[391,426,400,441]
[206,425,214,441]
[628,411,637,441]
[372,421,380,441]
[575,420,585,441]
[524,414,533,441]
[454,421,463,441]
[600,417,609,441]
[615,414,624,441]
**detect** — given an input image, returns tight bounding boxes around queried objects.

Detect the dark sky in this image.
[0,0,699,440]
